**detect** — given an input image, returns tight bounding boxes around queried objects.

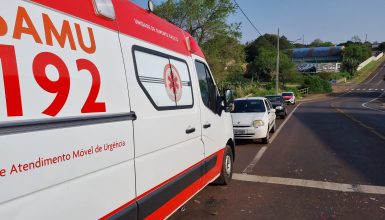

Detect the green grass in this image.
[351,56,385,84]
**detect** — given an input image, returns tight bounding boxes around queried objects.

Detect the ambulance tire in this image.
[214,145,233,185]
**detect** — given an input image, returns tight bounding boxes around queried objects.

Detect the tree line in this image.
[154,0,379,85]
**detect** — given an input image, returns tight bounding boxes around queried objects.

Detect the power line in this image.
[232,0,262,36]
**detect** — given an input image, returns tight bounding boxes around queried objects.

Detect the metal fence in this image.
[299,88,309,96]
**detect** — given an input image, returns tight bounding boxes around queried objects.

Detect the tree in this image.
[309,38,334,47]
[293,43,307,48]
[338,40,355,47]
[342,58,360,75]
[378,42,385,51]
[247,48,295,82]
[279,53,297,83]
[249,48,276,81]
[202,35,245,81]
[342,44,372,63]
[244,34,293,63]
[338,38,365,47]
[351,35,362,43]
[154,0,239,44]
[341,44,372,74]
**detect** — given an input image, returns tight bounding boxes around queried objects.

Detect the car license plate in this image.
[234,129,246,134]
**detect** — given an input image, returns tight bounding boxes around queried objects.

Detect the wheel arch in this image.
[226,138,235,161]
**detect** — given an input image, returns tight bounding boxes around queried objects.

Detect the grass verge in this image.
[351,56,385,84]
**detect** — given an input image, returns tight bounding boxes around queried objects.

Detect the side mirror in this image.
[223,89,234,112]
[269,109,276,114]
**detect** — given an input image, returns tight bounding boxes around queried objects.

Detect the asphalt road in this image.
[170,66,385,220]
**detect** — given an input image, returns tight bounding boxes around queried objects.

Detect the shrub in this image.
[286,87,303,99]
[302,75,332,94]
[318,72,333,81]
[218,72,250,93]
[332,72,351,80]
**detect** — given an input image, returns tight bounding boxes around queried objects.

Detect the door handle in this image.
[203,123,211,129]
[185,127,196,134]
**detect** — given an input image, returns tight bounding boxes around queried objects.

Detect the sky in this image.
[131,0,385,45]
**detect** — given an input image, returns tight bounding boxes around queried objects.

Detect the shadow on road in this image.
[254,96,385,186]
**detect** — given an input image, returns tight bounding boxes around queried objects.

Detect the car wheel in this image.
[281,110,287,119]
[262,129,270,144]
[214,145,233,185]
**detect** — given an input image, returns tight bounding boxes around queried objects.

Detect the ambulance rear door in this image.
[0,1,136,219]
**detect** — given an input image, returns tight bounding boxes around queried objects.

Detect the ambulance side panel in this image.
[0,1,136,219]
[112,1,224,218]
[117,29,207,220]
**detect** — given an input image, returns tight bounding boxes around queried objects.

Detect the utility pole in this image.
[276,28,280,95]
[303,34,305,46]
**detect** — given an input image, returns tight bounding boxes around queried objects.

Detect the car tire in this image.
[281,110,287,119]
[214,145,233,185]
[262,130,270,144]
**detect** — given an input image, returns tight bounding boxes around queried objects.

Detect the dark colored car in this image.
[265,95,287,119]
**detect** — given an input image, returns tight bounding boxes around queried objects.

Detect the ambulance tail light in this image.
[93,0,116,20]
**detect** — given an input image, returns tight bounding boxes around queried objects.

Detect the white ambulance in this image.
[0,0,235,219]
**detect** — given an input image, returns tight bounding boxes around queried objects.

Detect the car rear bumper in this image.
[275,109,286,116]
[284,99,295,104]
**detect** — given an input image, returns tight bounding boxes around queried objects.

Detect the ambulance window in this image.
[195,61,218,113]
[195,62,210,107]
[132,46,193,110]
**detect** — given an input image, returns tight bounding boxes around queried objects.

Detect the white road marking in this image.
[369,88,372,91]
[242,91,351,174]
[270,103,302,143]
[233,173,385,195]
[242,146,267,174]
[362,91,385,113]
[356,88,361,91]
[241,91,354,174]
[365,64,385,84]
[241,102,304,174]
[362,88,366,91]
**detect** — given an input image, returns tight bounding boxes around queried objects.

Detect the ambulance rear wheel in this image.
[214,145,233,185]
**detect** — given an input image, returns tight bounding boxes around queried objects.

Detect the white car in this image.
[231,97,277,144]
[282,92,296,104]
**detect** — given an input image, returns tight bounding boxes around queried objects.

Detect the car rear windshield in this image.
[282,93,293,96]
[266,96,283,103]
[232,100,266,113]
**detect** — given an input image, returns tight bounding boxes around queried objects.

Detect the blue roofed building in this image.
[291,46,344,73]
